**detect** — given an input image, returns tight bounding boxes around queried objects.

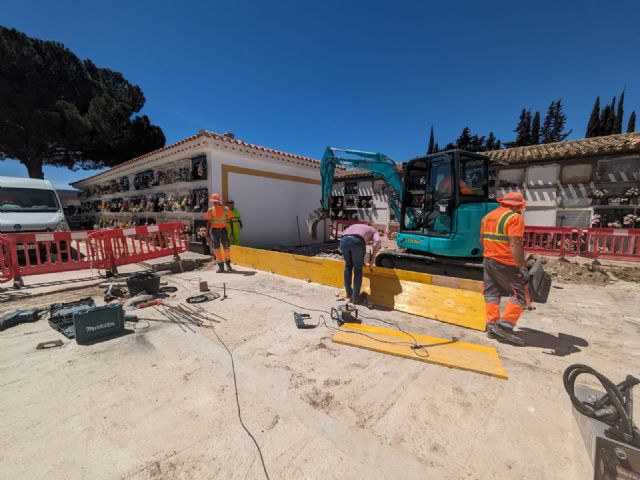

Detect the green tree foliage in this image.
[586,97,601,137]
[0,27,165,178]
[514,109,532,146]
[628,111,636,133]
[600,104,613,136]
[485,132,498,151]
[427,126,435,154]
[540,100,571,143]
[614,91,625,134]
[443,127,500,152]
[530,111,540,145]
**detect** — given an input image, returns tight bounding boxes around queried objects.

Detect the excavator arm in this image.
[307,147,406,239]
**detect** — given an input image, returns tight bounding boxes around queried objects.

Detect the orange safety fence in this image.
[0,222,188,286]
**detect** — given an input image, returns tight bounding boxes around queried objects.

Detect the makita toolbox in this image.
[49,297,96,338]
[73,304,124,344]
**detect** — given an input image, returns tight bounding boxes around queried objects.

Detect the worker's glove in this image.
[520,267,530,283]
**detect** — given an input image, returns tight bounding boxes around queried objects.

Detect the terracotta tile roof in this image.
[334,164,404,180]
[72,130,320,186]
[486,132,640,165]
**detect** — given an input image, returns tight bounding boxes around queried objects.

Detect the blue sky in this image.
[2,0,639,188]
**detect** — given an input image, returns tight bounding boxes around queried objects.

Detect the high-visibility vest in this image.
[480,206,523,266]
[206,205,230,228]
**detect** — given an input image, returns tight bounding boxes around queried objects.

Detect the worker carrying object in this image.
[480,192,530,344]
[205,193,233,273]
[226,199,243,245]
[339,224,381,304]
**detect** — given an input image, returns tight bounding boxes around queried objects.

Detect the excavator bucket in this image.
[306,208,329,240]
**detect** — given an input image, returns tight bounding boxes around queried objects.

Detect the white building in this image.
[72,130,326,247]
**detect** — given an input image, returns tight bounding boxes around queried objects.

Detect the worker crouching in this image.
[480,192,530,343]
[205,193,233,273]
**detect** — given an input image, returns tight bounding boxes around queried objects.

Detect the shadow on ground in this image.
[515,327,589,356]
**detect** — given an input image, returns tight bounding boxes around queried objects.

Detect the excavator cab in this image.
[396,150,497,259]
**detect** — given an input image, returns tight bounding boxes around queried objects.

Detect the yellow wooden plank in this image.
[231,246,487,330]
[332,323,507,379]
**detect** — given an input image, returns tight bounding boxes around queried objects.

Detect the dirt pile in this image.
[541,258,610,285]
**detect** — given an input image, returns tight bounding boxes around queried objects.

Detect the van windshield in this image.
[0,187,60,213]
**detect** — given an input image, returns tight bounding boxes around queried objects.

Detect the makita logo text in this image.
[85,322,116,332]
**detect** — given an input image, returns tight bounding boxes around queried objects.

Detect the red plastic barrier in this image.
[94,222,188,269]
[524,226,640,262]
[0,236,13,283]
[580,228,640,261]
[2,230,109,285]
[0,222,188,285]
[523,227,582,258]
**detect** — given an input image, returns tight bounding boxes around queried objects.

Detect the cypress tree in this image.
[600,104,611,136]
[551,99,571,142]
[531,111,540,144]
[541,101,555,143]
[607,96,617,135]
[427,126,435,154]
[514,109,532,146]
[627,111,636,133]
[586,97,600,137]
[485,132,497,151]
[614,91,625,134]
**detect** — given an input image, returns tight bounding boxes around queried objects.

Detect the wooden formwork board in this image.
[333,323,507,379]
[232,246,487,331]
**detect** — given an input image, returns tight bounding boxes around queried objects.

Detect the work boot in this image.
[486,322,497,339]
[217,262,225,273]
[225,261,233,272]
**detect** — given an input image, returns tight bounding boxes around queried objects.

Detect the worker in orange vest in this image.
[480,192,529,344]
[205,193,233,273]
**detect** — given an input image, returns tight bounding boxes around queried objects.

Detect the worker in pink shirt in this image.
[339,223,381,304]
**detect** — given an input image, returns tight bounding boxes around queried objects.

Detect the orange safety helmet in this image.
[209,193,221,204]
[498,192,526,210]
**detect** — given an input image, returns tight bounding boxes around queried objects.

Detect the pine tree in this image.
[427,126,435,154]
[494,139,501,150]
[514,109,532,146]
[627,111,636,133]
[433,142,440,153]
[614,91,625,134]
[531,111,540,144]
[586,97,601,137]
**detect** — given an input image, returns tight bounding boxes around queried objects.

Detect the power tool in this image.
[564,364,639,479]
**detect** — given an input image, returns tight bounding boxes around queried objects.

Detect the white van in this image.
[0,176,70,233]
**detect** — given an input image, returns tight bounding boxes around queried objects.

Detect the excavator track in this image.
[374,249,484,281]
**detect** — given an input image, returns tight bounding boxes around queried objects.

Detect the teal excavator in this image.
[307,147,550,302]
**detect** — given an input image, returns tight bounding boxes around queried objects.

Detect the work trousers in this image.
[210,227,231,263]
[483,257,527,329]
[339,235,366,301]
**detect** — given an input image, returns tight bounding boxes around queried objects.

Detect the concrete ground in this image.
[1,262,639,479]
